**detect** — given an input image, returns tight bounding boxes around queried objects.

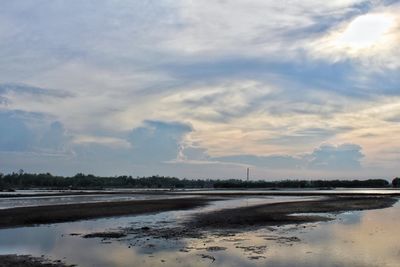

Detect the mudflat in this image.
[188,196,398,228]
[0,196,398,267]
[73,196,398,241]
[0,195,397,230]
[0,255,73,267]
[0,197,214,229]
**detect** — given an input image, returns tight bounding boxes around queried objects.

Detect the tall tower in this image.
[246,167,249,182]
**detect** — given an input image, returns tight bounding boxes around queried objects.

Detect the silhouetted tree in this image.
[392,177,400,188]
[0,171,392,190]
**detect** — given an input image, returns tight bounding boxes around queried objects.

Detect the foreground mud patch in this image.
[77,196,398,243]
[0,255,75,267]
[188,196,398,229]
[0,197,217,229]
[67,196,398,265]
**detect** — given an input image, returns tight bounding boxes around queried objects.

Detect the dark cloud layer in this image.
[0,111,33,152]
[0,111,68,153]
[127,120,192,163]
[308,143,364,170]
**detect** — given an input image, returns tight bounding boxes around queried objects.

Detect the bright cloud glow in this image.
[311,8,400,69]
[336,13,396,49]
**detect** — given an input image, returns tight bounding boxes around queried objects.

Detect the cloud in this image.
[65,120,193,164]
[177,145,209,162]
[0,110,69,153]
[57,120,195,175]
[166,0,365,56]
[0,83,73,112]
[127,120,192,163]
[0,111,34,152]
[213,154,304,169]
[161,80,276,123]
[181,143,364,172]
[72,135,131,149]
[0,83,72,98]
[39,121,69,152]
[263,128,343,146]
[0,1,399,178]
[308,143,364,170]
[309,3,400,70]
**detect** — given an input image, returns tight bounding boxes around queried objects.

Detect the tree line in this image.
[0,171,398,190]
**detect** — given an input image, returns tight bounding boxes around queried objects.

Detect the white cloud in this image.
[165,0,365,57]
[72,135,131,149]
[336,13,396,49]
[309,4,400,70]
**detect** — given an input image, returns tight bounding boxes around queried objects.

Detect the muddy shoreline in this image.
[0,195,397,230]
[100,196,396,240]
[0,195,398,267]
[0,255,74,267]
[2,189,400,198]
[0,197,216,229]
[0,190,171,198]
[188,196,398,229]
[74,196,398,241]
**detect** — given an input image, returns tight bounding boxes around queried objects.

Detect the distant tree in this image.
[392,177,400,188]
[0,171,392,189]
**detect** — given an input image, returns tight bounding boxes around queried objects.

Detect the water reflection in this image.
[0,194,194,209]
[0,197,399,267]
[177,189,400,195]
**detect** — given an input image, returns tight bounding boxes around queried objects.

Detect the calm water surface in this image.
[0,194,193,209]
[0,195,399,267]
[178,188,400,195]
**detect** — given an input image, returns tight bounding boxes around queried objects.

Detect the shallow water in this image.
[2,188,398,210]
[178,188,400,195]
[0,196,399,267]
[0,194,192,210]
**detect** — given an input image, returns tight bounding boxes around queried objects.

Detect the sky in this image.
[0,0,399,179]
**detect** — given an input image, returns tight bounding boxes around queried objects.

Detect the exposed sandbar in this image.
[0,197,214,229]
[0,255,74,267]
[188,196,398,228]
[0,195,397,230]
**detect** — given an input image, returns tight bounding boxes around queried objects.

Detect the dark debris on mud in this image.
[82,231,126,239]
[0,255,75,267]
[197,254,215,262]
[124,226,205,239]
